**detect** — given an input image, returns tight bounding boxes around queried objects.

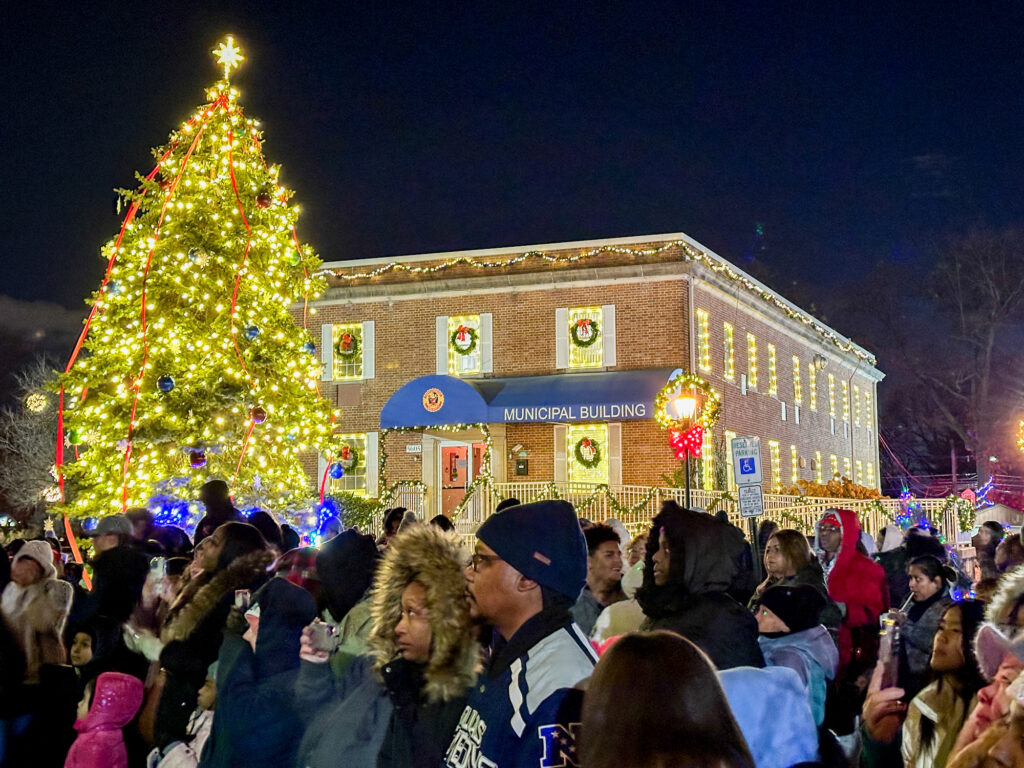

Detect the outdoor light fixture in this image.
[813,353,828,370]
[671,395,698,421]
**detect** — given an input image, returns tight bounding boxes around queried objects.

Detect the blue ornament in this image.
[244,325,260,341]
[329,463,345,479]
[82,516,98,533]
[302,341,316,354]
[107,280,122,296]
[157,375,175,393]
[286,430,298,441]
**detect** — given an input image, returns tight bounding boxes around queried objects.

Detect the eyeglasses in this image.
[467,553,503,572]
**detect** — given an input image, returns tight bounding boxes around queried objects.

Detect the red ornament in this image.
[255,192,272,209]
[250,406,267,424]
[669,425,705,459]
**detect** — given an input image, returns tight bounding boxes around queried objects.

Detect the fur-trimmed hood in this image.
[161,549,275,644]
[366,524,479,702]
[986,563,1024,627]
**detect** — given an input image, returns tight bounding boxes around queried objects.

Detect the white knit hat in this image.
[13,540,57,580]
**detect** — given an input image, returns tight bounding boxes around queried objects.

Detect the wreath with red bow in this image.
[570,317,600,348]
[450,325,479,356]
[337,443,359,472]
[335,331,360,358]
[574,436,602,468]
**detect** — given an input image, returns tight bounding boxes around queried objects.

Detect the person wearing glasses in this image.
[444,499,596,768]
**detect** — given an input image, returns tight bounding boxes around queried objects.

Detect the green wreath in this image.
[337,444,360,472]
[335,331,360,358]
[654,371,722,430]
[570,317,600,348]
[450,325,479,356]
[574,436,602,468]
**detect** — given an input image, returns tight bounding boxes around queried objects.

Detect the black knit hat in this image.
[759,585,826,633]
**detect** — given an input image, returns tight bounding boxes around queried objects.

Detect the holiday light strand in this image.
[322,240,876,363]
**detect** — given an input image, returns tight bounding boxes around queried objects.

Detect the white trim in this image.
[320,324,333,381]
[555,308,568,370]
[435,316,448,375]
[365,432,379,498]
[602,304,616,367]
[608,423,622,486]
[781,401,787,421]
[317,455,327,488]
[480,313,493,373]
[554,425,567,483]
[362,320,375,379]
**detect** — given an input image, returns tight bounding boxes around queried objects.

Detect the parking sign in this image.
[731,436,763,486]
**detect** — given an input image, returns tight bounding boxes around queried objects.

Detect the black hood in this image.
[253,576,317,678]
[316,528,379,620]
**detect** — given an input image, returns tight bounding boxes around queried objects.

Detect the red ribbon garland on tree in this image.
[669,425,705,459]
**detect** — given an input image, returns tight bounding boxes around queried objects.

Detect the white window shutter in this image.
[480,313,493,374]
[602,304,616,367]
[320,324,334,381]
[555,308,568,369]
[608,423,622,486]
[317,454,328,490]
[365,431,379,498]
[435,316,449,375]
[554,425,568,483]
[362,321,375,379]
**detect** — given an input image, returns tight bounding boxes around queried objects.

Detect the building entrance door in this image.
[439,441,488,517]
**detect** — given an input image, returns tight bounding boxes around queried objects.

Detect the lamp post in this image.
[671,393,699,508]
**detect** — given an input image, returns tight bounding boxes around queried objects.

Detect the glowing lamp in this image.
[671,395,698,421]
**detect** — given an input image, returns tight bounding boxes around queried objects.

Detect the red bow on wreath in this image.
[669,425,704,459]
[576,319,592,333]
[340,445,351,460]
[339,333,353,351]
[455,325,470,341]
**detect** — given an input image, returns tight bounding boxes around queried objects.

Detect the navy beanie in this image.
[475,500,587,600]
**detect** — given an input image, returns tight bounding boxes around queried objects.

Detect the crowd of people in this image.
[1,480,1023,767]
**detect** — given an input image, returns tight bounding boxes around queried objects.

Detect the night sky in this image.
[3,2,1024,321]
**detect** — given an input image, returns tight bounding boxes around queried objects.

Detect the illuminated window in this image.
[814,450,823,483]
[696,309,711,371]
[448,314,482,375]
[702,429,715,488]
[828,374,836,418]
[867,462,875,487]
[332,323,364,380]
[567,307,604,369]
[725,430,737,490]
[329,434,368,494]
[746,334,758,390]
[808,363,817,410]
[865,391,873,429]
[567,423,609,484]
[843,457,852,480]
[830,454,838,479]
[854,385,861,426]
[768,344,778,395]
[792,356,802,405]
[856,459,864,484]
[790,445,799,483]
[841,381,850,422]
[768,440,781,492]
[723,323,735,380]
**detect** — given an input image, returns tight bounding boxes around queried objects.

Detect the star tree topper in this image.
[213,35,244,79]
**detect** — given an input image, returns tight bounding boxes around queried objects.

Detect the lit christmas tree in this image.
[57,37,339,522]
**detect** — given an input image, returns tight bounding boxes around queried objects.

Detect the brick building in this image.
[303,232,883,521]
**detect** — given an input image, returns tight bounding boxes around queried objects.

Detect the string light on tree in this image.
[55,36,341,520]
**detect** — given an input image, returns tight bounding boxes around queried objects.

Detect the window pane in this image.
[332,323,364,380]
[329,434,368,495]
[567,423,609,484]
[568,307,604,369]
[448,315,482,375]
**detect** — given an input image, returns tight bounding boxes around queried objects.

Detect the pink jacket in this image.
[65,672,144,768]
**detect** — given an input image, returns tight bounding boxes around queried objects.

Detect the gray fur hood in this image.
[366,524,479,702]
[985,563,1024,627]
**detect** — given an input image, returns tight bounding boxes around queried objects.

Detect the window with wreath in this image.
[332,323,364,380]
[567,423,609,484]
[568,306,603,368]
[447,314,482,375]
[328,434,368,494]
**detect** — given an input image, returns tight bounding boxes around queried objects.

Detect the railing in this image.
[447,482,965,543]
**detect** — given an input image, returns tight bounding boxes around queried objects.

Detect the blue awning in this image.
[379,368,677,428]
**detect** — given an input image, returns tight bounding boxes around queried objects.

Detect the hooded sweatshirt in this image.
[758,625,839,725]
[637,504,764,670]
[64,672,144,768]
[814,509,889,678]
[200,576,317,768]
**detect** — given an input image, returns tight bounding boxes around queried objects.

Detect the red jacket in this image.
[64,672,143,768]
[815,509,889,678]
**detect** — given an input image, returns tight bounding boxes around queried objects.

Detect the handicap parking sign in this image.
[731,437,763,486]
[739,457,756,475]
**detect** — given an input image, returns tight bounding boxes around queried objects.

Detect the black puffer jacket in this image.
[637,502,764,670]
